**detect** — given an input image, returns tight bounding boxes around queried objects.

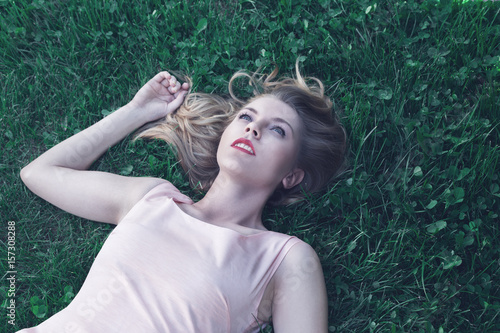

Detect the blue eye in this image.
[272,126,286,137]
[239,113,252,121]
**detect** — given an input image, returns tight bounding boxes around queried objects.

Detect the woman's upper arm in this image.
[271,241,329,333]
[20,165,168,224]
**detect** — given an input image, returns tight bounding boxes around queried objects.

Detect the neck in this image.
[186,173,273,231]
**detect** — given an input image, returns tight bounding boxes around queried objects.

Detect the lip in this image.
[231,138,256,156]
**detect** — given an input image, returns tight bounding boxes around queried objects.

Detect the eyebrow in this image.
[244,107,295,135]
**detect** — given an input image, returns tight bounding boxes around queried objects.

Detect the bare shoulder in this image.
[274,240,324,289]
[271,239,328,333]
[282,240,320,267]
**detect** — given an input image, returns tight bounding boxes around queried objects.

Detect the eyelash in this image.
[239,113,252,122]
[272,126,286,137]
[238,112,286,137]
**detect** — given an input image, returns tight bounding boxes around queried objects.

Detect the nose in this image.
[245,122,261,139]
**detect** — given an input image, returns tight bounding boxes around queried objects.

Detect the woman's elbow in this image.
[20,162,38,189]
[20,164,31,184]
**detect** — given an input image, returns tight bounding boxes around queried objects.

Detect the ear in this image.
[282,168,305,189]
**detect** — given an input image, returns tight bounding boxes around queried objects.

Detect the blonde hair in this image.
[136,62,347,204]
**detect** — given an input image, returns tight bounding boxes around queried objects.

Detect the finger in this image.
[153,71,171,84]
[172,192,194,204]
[168,81,181,94]
[169,76,177,87]
[172,81,190,97]
[172,196,194,205]
[160,78,171,89]
[159,73,173,85]
[166,90,188,113]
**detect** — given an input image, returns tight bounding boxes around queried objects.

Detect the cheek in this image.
[218,124,233,148]
[267,143,300,173]
[215,137,226,164]
[216,125,237,161]
[219,121,239,142]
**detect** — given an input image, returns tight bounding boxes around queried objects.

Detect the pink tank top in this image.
[17,182,302,333]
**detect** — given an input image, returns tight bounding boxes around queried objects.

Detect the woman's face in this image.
[217,95,304,191]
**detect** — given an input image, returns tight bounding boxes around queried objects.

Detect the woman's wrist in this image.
[122,101,166,126]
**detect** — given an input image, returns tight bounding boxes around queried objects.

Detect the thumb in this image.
[172,193,194,204]
[166,90,188,114]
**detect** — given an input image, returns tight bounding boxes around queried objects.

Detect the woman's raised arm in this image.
[20,72,192,224]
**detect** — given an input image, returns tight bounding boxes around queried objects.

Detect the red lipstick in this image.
[231,138,255,156]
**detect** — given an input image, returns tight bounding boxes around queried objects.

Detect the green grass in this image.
[1,0,499,332]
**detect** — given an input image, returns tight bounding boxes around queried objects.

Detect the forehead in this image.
[244,96,302,126]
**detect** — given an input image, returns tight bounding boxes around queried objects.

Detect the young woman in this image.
[18,63,347,333]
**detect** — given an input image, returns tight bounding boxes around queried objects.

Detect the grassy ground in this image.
[1,0,499,332]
